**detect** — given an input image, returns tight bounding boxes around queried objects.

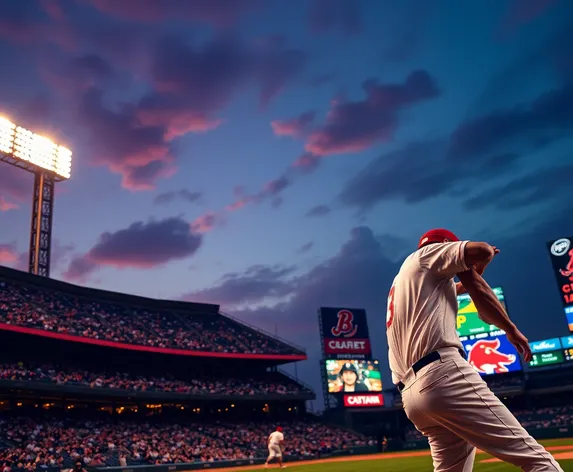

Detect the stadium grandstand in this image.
[0,266,377,470]
[2,263,573,470]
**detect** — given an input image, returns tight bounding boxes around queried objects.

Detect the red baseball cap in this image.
[276,426,283,432]
[418,229,459,249]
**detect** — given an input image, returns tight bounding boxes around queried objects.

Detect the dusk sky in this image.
[0,0,572,400]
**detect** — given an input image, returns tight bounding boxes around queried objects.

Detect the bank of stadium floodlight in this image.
[0,116,73,277]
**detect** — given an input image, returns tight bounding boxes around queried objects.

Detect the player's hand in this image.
[473,246,500,275]
[506,327,532,363]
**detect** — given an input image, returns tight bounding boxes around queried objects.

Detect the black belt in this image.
[397,349,466,393]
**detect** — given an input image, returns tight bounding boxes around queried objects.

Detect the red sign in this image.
[343,394,384,407]
[324,338,371,355]
[319,307,372,359]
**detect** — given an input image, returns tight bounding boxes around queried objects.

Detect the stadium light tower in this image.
[0,116,72,277]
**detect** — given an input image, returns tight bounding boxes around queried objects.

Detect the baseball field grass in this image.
[228,438,573,472]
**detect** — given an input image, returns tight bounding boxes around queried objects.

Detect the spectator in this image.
[0,415,371,469]
[0,362,311,397]
[0,279,302,356]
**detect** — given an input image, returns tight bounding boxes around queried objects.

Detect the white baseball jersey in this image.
[268,431,284,445]
[386,241,469,385]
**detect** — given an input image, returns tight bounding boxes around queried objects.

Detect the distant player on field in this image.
[265,426,286,469]
[386,229,562,471]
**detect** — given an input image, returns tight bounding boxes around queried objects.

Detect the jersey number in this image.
[386,285,395,328]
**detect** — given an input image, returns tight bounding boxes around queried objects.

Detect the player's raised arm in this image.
[457,269,532,362]
[418,229,495,280]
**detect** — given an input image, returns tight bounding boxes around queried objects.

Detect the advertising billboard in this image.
[319,307,371,359]
[529,350,565,368]
[459,330,522,376]
[561,336,573,349]
[325,359,382,393]
[529,338,562,354]
[457,287,507,337]
[546,237,573,331]
[343,394,384,407]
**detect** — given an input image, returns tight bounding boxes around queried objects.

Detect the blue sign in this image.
[461,332,522,376]
[561,336,573,349]
[529,338,562,353]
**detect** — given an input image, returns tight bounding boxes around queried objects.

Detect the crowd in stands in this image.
[485,376,524,392]
[0,280,301,356]
[514,405,573,430]
[0,362,310,397]
[0,416,372,469]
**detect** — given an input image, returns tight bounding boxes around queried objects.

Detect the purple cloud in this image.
[154,189,203,205]
[339,140,521,211]
[183,264,298,307]
[305,71,440,156]
[305,205,331,218]
[448,82,573,161]
[65,217,202,280]
[77,88,175,190]
[137,34,306,139]
[271,111,316,138]
[297,242,314,254]
[464,164,573,211]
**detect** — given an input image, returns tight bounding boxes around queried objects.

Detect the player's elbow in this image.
[464,242,494,268]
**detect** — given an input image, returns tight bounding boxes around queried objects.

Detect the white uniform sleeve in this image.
[418,241,470,278]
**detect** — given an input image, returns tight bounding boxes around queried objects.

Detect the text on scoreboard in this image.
[528,336,573,368]
[457,286,507,337]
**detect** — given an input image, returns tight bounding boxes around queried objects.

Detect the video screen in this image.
[529,350,565,368]
[563,336,573,362]
[567,307,573,332]
[457,286,507,337]
[325,359,382,393]
[459,330,522,376]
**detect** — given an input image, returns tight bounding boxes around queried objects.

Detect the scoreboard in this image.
[457,287,506,337]
[528,336,573,368]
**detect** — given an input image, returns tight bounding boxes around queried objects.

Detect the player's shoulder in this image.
[395,250,424,276]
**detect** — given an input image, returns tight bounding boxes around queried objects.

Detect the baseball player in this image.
[336,362,369,392]
[386,229,563,472]
[265,426,286,469]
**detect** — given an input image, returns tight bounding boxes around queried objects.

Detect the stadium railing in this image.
[0,380,315,402]
[219,310,307,355]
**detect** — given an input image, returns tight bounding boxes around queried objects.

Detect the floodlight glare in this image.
[0,116,72,180]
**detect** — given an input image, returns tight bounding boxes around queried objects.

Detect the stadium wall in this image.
[100,446,379,472]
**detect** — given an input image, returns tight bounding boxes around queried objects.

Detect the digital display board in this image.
[325,359,382,393]
[561,336,573,349]
[459,330,522,376]
[343,394,384,407]
[529,350,565,368]
[319,307,371,359]
[564,348,573,362]
[546,237,573,331]
[457,287,507,337]
[566,307,573,333]
[529,338,562,354]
